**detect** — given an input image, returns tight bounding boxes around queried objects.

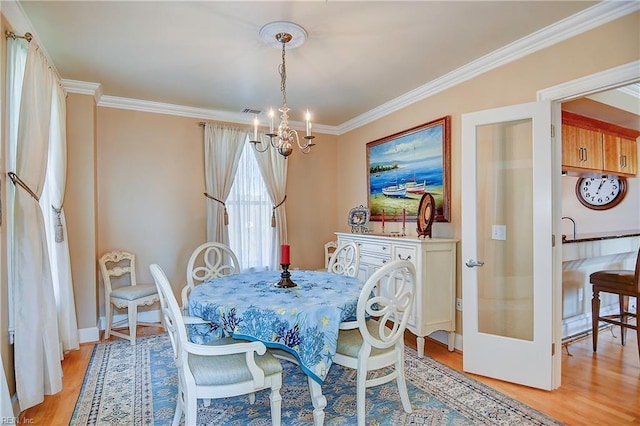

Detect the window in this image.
[226,141,273,271]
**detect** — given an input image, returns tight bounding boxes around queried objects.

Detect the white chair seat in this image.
[110,284,158,300]
[336,320,392,358]
[190,338,282,386]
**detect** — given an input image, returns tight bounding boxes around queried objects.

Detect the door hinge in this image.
[552,343,555,356]
[551,123,555,138]
[552,234,555,247]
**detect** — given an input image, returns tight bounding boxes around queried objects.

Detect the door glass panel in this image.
[476,119,533,341]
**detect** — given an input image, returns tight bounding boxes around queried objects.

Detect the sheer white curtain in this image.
[227,142,273,271]
[252,131,289,270]
[204,123,249,244]
[10,41,62,411]
[3,38,27,420]
[39,83,79,352]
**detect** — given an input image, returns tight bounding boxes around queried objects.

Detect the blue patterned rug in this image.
[70,334,562,425]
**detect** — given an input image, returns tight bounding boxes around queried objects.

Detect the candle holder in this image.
[276,264,297,288]
[402,224,406,236]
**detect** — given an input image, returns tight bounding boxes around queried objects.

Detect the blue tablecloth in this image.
[188,270,363,384]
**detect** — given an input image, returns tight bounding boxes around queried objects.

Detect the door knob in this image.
[465,259,485,268]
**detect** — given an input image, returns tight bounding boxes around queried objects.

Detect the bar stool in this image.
[589,247,640,359]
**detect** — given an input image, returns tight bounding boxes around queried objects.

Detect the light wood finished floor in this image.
[19,326,639,426]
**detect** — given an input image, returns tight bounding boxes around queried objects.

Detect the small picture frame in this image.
[347,205,370,233]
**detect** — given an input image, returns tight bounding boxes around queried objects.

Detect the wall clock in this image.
[575,176,627,210]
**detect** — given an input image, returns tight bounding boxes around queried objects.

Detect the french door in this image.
[461,101,560,390]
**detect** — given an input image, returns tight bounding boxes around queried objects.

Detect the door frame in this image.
[537,60,640,385]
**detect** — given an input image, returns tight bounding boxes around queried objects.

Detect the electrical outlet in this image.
[456,298,462,311]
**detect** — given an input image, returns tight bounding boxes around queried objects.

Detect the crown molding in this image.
[96,96,339,135]
[11,0,636,136]
[61,79,103,103]
[537,60,640,101]
[336,0,640,135]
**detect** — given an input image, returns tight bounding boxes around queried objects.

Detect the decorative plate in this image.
[347,205,370,233]
[417,193,435,238]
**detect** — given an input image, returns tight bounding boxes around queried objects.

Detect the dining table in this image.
[187,269,364,425]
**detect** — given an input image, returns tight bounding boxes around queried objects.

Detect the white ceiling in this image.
[8,1,636,132]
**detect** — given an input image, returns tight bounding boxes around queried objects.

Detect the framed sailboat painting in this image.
[366,116,451,223]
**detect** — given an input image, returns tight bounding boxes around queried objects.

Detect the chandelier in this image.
[250,21,315,158]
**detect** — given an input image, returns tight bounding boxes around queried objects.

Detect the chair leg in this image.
[619,295,628,346]
[592,288,601,352]
[172,398,182,426]
[356,365,367,426]
[128,302,138,345]
[104,300,113,339]
[395,354,412,413]
[269,379,282,426]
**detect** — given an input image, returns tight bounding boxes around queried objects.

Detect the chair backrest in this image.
[357,260,415,349]
[324,241,337,269]
[99,250,138,294]
[186,242,241,290]
[328,241,360,277]
[150,264,187,366]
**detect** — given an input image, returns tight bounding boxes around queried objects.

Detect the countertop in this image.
[562,230,640,244]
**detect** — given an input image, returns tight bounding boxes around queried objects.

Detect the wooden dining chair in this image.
[99,250,161,345]
[181,242,241,312]
[327,241,360,277]
[589,247,640,359]
[333,259,415,426]
[150,264,283,426]
[324,240,337,269]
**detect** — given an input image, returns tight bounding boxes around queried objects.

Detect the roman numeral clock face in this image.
[575,177,627,210]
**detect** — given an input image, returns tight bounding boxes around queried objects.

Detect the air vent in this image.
[242,108,262,115]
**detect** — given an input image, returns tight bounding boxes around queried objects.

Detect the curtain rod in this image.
[5,31,32,42]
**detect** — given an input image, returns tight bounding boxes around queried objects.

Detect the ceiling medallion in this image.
[250,21,315,158]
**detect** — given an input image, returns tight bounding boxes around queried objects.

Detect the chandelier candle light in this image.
[250,21,316,159]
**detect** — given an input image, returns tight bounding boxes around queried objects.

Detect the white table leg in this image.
[447,331,455,351]
[308,376,326,426]
[416,336,425,358]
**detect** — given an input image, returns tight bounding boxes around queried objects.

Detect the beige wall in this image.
[334,12,640,335]
[66,94,99,331]
[90,108,339,319]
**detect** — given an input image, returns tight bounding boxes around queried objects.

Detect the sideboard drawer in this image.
[360,253,391,268]
[393,245,417,263]
[356,240,391,255]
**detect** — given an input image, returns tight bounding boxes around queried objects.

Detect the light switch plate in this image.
[492,225,507,240]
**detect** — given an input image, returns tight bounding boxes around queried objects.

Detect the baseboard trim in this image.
[78,326,100,344]
[78,309,161,344]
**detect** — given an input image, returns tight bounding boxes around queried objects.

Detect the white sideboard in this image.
[336,232,458,357]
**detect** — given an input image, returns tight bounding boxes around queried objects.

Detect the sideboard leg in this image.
[447,331,455,351]
[416,336,425,358]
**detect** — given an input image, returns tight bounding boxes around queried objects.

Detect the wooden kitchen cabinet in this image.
[335,232,458,357]
[562,111,638,176]
[603,132,637,176]
[561,123,603,171]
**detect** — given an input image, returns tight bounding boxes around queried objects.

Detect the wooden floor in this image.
[19,326,639,426]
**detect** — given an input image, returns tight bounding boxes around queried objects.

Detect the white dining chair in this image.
[333,259,415,426]
[327,241,360,277]
[99,250,161,345]
[150,264,283,426]
[181,242,241,313]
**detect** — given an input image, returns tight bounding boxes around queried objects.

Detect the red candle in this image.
[281,244,290,264]
[382,209,385,227]
[402,208,406,228]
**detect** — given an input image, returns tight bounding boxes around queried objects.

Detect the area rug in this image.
[70,334,563,425]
